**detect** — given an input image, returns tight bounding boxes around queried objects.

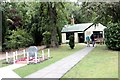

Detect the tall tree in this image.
[79,2,120,25]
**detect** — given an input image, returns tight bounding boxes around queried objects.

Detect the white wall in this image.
[74,32,78,43]
[62,32,79,43]
[62,33,66,43]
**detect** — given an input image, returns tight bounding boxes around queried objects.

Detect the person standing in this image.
[90,34,95,47]
[86,36,90,47]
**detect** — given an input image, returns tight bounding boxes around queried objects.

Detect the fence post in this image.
[35,52,37,63]
[16,51,18,59]
[42,50,44,60]
[13,52,16,64]
[23,49,26,57]
[6,52,8,62]
[27,52,29,64]
[48,49,50,59]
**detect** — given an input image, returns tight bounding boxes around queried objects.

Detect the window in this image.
[66,32,74,40]
[93,31,103,38]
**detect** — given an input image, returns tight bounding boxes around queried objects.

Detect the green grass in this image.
[63,45,118,78]
[0,59,10,67]
[14,44,85,77]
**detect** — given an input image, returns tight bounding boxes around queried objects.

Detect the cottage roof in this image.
[61,23,93,32]
[61,23,94,32]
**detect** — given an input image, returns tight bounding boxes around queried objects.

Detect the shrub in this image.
[104,23,120,51]
[5,29,34,49]
[69,35,75,49]
[42,31,51,48]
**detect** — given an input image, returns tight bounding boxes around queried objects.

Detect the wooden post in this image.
[13,52,16,64]
[23,49,26,57]
[48,49,50,59]
[6,52,8,62]
[27,52,29,64]
[16,51,18,59]
[35,52,37,63]
[42,50,44,60]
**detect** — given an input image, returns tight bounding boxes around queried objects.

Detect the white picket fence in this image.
[6,49,50,64]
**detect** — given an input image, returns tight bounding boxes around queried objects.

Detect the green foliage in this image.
[1,2,75,50]
[104,23,120,51]
[29,23,43,46]
[80,2,120,25]
[42,31,51,48]
[5,29,34,49]
[69,35,75,49]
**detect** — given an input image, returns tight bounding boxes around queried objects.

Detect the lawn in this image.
[14,44,85,77]
[63,45,118,78]
[0,59,10,68]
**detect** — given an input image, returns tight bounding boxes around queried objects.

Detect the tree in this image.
[79,2,120,25]
[36,2,68,48]
[25,2,68,47]
[1,2,75,50]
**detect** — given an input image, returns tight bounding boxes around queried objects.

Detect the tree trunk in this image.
[51,26,59,48]
[48,2,59,48]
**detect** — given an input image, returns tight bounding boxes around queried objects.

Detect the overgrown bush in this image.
[5,29,34,49]
[104,23,120,51]
[69,35,75,49]
[42,31,51,48]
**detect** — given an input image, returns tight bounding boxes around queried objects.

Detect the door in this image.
[78,33,84,43]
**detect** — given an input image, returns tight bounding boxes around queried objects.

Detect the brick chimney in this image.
[71,14,74,24]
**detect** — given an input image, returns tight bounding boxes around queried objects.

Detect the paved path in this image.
[0,64,27,78]
[26,46,94,78]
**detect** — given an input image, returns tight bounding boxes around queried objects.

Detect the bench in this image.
[95,38,104,45]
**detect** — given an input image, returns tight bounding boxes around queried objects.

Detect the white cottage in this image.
[61,23,106,43]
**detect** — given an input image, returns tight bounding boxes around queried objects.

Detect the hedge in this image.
[42,31,51,48]
[104,23,120,51]
[4,29,34,50]
[69,35,75,49]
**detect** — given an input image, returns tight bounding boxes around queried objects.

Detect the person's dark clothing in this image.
[91,34,95,47]
[90,34,94,41]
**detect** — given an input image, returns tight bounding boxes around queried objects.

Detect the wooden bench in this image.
[95,38,104,45]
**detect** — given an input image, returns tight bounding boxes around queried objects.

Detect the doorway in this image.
[78,33,84,43]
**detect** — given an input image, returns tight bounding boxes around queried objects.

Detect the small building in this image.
[61,23,106,43]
